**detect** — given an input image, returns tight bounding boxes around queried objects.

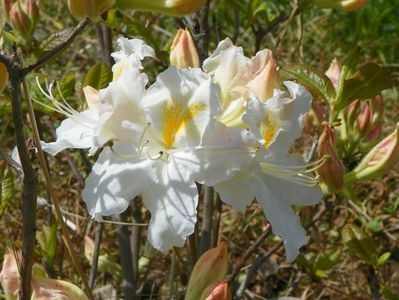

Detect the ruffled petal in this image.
[82,145,157,218]
[253,176,309,262]
[42,108,97,156]
[172,121,257,186]
[142,67,219,148]
[142,157,198,252]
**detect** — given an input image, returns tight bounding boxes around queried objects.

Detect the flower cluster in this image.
[40,36,322,261]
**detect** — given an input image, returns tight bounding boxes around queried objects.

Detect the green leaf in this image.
[0,167,15,219]
[281,65,336,102]
[39,28,74,52]
[337,63,391,111]
[366,218,383,233]
[376,252,391,266]
[36,223,58,268]
[342,224,378,265]
[83,63,112,90]
[55,72,76,99]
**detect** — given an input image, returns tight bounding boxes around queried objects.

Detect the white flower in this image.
[82,67,256,252]
[40,38,154,156]
[214,82,323,261]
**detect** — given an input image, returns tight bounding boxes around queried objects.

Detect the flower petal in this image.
[82,145,157,218]
[142,157,198,252]
[42,108,97,156]
[172,121,257,186]
[142,67,219,148]
[253,176,309,262]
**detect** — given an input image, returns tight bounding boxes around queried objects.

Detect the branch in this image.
[1,52,38,300]
[235,205,328,298]
[19,19,90,77]
[226,223,272,285]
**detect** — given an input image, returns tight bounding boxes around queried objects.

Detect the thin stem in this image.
[19,19,90,77]
[226,223,272,285]
[168,252,177,299]
[199,186,214,256]
[5,53,38,300]
[211,195,222,248]
[89,222,103,289]
[21,77,95,299]
[130,197,143,299]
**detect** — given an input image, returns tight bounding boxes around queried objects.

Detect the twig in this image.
[89,222,103,289]
[235,205,328,298]
[199,186,214,255]
[1,52,38,300]
[211,195,222,248]
[21,77,95,299]
[192,0,211,63]
[226,223,272,285]
[130,197,143,299]
[19,19,90,77]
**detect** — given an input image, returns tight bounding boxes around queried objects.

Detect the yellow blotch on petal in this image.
[260,113,278,149]
[163,101,207,148]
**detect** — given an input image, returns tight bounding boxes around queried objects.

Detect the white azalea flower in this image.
[214,82,323,262]
[40,38,154,156]
[203,38,278,128]
[83,67,256,252]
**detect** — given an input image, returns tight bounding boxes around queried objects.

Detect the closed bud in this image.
[185,243,228,300]
[2,0,12,20]
[367,123,382,142]
[170,29,200,69]
[201,281,232,300]
[314,0,367,11]
[83,85,100,109]
[26,0,40,27]
[357,103,372,136]
[247,51,280,102]
[0,251,20,299]
[345,99,360,128]
[371,95,383,125]
[10,1,32,36]
[115,0,207,16]
[317,123,345,192]
[325,58,341,90]
[68,0,115,22]
[345,124,399,183]
[0,62,9,93]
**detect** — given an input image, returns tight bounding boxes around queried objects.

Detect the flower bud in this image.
[0,251,20,299]
[325,58,341,90]
[115,0,207,16]
[201,281,232,300]
[317,123,345,192]
[10,1,33,36]
[0,62,9,93]
[371,95,383,125]
[68,0,115,22]
[345,99,360,128]
[185,243,228,300]
[345,124,399,183]
[2,0,12,20]
[170,29,200,69]
[314,0,367,11]
[367,123,382,142]
[83,85,100,109]
[247,51,280,102]
[26,0,40,27]
[357,102,372,136]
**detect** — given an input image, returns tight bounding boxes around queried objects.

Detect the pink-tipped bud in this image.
[170,29,200,69]
[357,103,372,136]
[312,101,329,124]
[325,58,341,90]
[202,281,232,300]
[0,62,9,93]
[0,251,20,298]
[26,0,40,27]
[314,0,367,11]
[247,51,280,102]
[345,124,399,183]
[2,0,12,20]
[10,1,32,36]
[317,123,345,192]
[185,243,229,300]
[367,123,382,142]
[83,85,100,109]
[371,95,384,125]
[345,99,360,127]
[115,0,207,16]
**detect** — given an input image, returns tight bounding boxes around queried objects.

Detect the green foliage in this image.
[83,63,112,90]
[0,166,15,219]
[36,224,58,269]
[297,249,341,278]
[342,224,390,267]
